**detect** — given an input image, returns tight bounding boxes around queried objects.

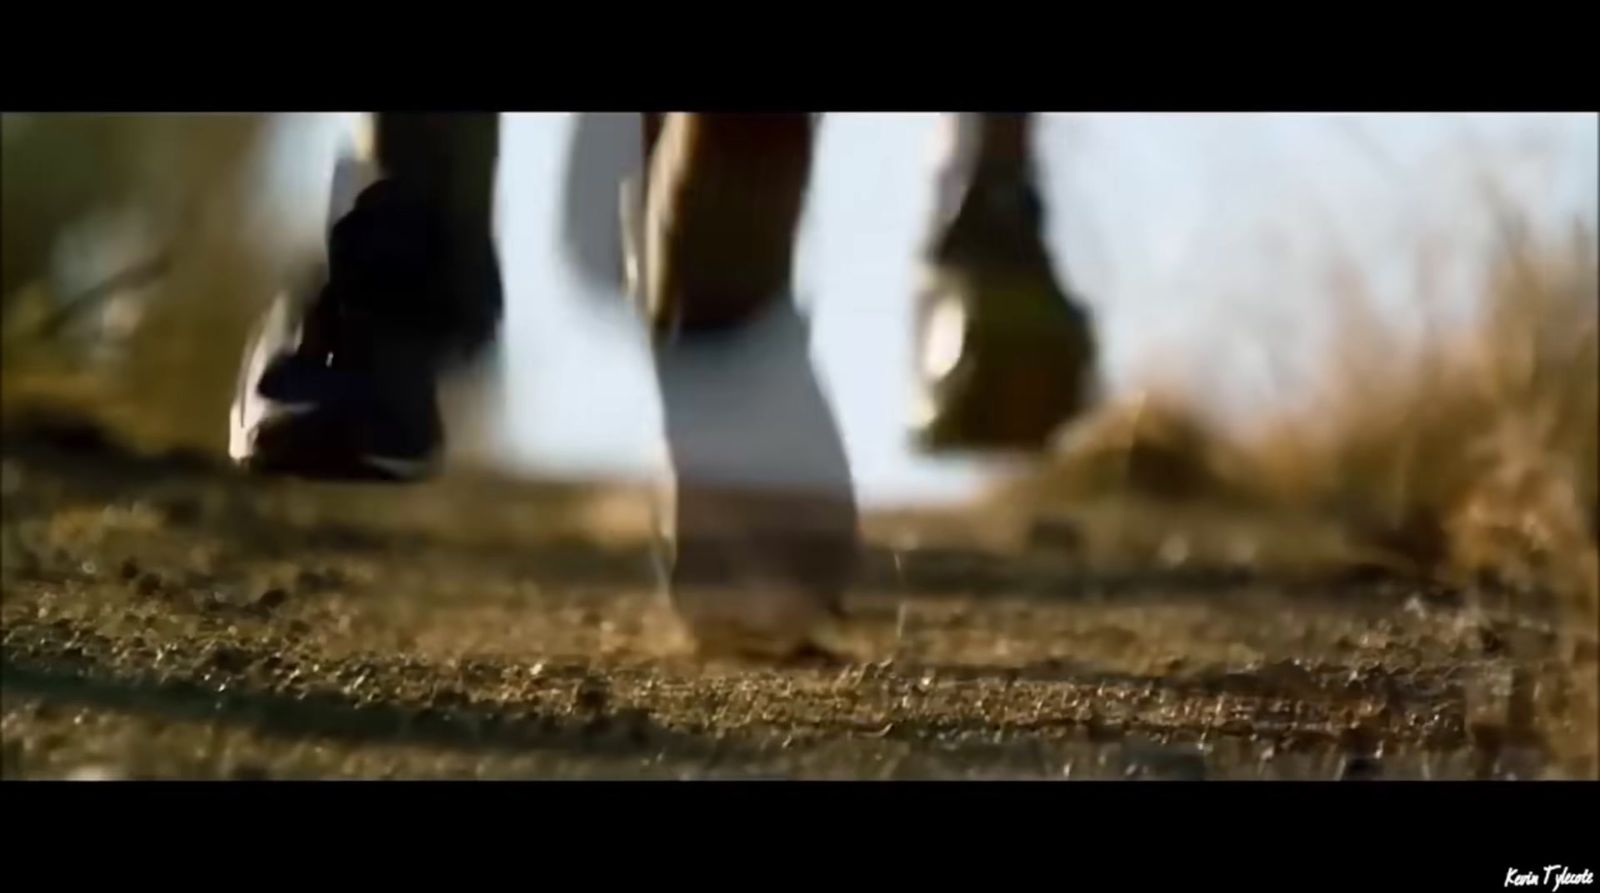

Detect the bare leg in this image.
[641,113,858,658]
[642,113,815,336]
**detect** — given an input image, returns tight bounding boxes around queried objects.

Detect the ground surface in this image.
[0,429,1582,781]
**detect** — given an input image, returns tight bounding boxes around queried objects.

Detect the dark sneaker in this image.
[910,164,1098,453]
[230,172,502,482]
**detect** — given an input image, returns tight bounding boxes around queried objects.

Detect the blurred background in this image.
[5,112,1594,507]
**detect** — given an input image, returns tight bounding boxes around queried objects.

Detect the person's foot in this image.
[652,477,858,661]
[646,316,863,660]
[229,174,502,482]
[910,164,1097,453]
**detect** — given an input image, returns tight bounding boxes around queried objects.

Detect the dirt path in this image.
[0,433,1576,780]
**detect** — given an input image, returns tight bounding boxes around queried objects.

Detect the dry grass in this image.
[1246,226,1597,595]
[1251,224,1598,777]
[1007,224,1597,585]
[998,221,1598,774]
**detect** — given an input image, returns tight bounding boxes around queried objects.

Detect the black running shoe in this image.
[230,171,502,482]
[910,164,1098,453]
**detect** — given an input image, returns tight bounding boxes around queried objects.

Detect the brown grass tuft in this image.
[1011,222,1597,588]
[1009,390,1246,507]
[1243,225,1597,588]
[999,220,1598,774]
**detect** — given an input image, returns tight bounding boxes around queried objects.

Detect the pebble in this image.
[575,680,610,713]
[208,645,251,673]
[0,530,40,575]
[0,460,20,496]
[160,496,201,526]
[1339,754,1383,780]
[431,688,468,709]
[66,764,125,781]
[230,763,271,781]
[1157,535,1192,568]
[1123,744,1209,780]
[1479,626,1507,655]
[295,568,344,594]
[1027,516,1084,553]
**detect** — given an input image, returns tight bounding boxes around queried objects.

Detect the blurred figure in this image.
[230,112,1097,658]
[3,113,292,453]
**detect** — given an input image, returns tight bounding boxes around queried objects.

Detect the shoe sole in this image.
[229,292,439,484]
